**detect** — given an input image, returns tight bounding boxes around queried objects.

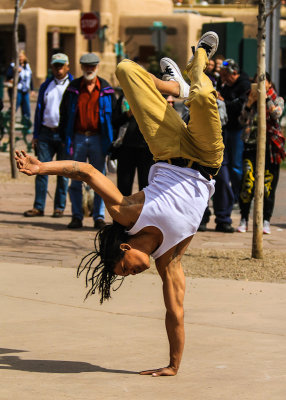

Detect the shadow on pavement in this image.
[0,219,96,232]
[0,348,27,355]
[0,355,138,375]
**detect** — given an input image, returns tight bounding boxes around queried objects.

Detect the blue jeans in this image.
[34,126,69,211]
[201,131,235,225]
[68,133,106,221]
[16,90,31,119]
[224,127,244,203]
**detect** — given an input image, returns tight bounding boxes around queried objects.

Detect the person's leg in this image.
[136,147,154,191]
[16,90,22,111]
[21,92,31,120]
[115,59,186,161]
[184,48,223,168]
[87,135,106,222]
[212,132,234,229]
[227,127,244,202]
[263,161,280,222]
[238,151,255,222]
[68,134,87,221]
[198,206,211,231]
[33,133,54,211]
[53,134,69,211]
[117,147,136,196]
[213,163,234,226]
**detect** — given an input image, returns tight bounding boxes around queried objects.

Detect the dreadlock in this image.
[77,222,129,304]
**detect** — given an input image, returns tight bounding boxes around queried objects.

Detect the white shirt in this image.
[127,163,215,259]
[42,76,70,128]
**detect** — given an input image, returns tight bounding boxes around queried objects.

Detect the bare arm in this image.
[140,237,192,377]
[15,150,124,212]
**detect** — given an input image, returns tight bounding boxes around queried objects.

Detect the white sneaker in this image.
[188,31,219,64]
[160,57,190,99]
[237,218,248,233]
[263,220,271,235]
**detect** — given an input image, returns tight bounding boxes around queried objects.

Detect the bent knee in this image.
[115,59,134,81]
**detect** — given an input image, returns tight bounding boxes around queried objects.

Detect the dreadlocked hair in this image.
[77,222,129,304]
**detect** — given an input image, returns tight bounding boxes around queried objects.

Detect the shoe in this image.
[198,223,207,232]
[188,31,219,64]
[237,218,248,233]
[160,57,190,99]
[52,209,64,218]
[263,220,271,235]
[67,217,82,229]
[24,208,44,217]
[94,219,106,230]
[215,223,234,233]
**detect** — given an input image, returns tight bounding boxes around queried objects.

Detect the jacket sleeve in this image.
[266,95,284,121]
[224,80,250,119]
[239,102,252,127]
[112,95,130,137]
[33,83,45,139]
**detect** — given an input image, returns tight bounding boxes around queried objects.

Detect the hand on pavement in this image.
[139,366,177,377]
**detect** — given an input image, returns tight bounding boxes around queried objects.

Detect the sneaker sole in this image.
[188,31,219,63]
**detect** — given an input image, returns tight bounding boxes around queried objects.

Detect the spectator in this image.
[112,94,153,195]
[237,73,285,234]
[23,53,72,218]
[6,50,33,122]
[214,54,225,77]
[60,53,115,229]
[218,59,250,203]
[205,58,217,87]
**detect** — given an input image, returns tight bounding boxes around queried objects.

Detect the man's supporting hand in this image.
[140,366,177,377]
[15,150,41,176]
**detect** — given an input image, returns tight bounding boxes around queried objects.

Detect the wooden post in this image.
[9,0,27,178]
[252,0,267,259]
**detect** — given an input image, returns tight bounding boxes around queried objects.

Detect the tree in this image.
[9,0,27,178]
[252,0,281,258]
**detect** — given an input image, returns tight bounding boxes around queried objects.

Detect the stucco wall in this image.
[120,13,233,70]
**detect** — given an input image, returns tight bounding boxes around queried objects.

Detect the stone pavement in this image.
[1,263,286,400]
[0,152,286,399]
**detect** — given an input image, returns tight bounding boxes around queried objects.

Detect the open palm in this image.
[15,150,41,176]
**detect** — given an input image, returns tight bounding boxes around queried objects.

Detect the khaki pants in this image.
[115,48,224,169]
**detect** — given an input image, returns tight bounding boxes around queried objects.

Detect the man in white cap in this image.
[24,53,73,217]
[59,53,115,230]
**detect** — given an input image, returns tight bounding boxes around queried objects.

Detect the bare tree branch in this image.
[19,0,27,12]
[265,0,281,18]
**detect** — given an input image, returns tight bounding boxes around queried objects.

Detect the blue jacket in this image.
[59,76,115,156]
[33,73,74,139]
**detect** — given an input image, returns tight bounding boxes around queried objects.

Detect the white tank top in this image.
[127,163,215,259]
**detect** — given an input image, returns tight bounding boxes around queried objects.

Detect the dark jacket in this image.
[219,72,250,130]
[33,73,74,139]
[59,76,115,156]
[112,94,149,148]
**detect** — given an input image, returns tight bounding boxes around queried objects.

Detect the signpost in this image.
[80,12,100,52]
[150,21,167,52]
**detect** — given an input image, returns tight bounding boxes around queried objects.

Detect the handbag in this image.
[106,155,117,174]
[109,122,129,160]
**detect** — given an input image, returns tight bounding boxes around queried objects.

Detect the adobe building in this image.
[0,0,232,89]
[0,0,285,90]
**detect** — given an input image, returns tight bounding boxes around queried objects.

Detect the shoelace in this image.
[198,42,212,56]
[164,66,174,76]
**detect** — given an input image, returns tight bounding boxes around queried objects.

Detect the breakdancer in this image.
[15,32,223,377]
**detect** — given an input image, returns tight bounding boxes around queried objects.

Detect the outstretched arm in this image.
[15,150,124,214]
[140,237,192,377]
